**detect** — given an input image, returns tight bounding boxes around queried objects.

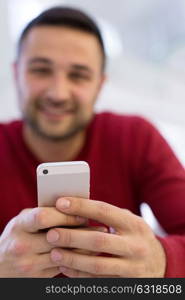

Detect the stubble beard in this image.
[22,106,94,142]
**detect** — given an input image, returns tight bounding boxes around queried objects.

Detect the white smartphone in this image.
[36,161,90,207]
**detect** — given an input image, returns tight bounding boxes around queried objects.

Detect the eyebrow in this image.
[28,57,52,65]
[27,58,93,74]
[71,64,93,74]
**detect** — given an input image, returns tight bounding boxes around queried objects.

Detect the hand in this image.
[0,206,86,277]
[47,197,166,277]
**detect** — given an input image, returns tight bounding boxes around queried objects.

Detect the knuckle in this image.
[15,260,34,275]
[135,216,148,234]
[5,217,19,234]
[113,263,122,276]
[135,242,148,258]
[92,261,104,275]
[97,202,111,219]
[61,230,72,247]
[9,240,28,257]
[133,263,145,277]
[123,208,132,215]
[93,233,108,252]
[19,208,32,216]
[34,208,48,228]
[2,216,19,236]
[64,214,76,226]
[65,253,75,269]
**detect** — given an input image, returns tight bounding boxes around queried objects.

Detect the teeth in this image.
[43,107,69,115]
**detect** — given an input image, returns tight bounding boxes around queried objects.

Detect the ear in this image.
[97,72,107,93]
[12,61,19,85]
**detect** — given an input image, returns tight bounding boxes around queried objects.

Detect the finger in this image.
[47,227,133,256]
[50,248,125,276]
[36,253,64,269]
[71,226,107,256]
[59,267,93,278]
[73,249,100,256]
[36,267,61,278]
[11,252,62,277]
[23,232,55,254]
[59,266,119,278]
[19,207,87,233]
[82,226,108,233]
[56,197,141,232]
[21,252,64,276]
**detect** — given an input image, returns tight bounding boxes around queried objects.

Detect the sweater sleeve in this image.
[157,235,185,277]
[130,117,185,277]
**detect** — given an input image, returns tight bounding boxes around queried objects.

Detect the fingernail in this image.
[47,230,59,243]
[58,198,71,209]
[51,250,62,262]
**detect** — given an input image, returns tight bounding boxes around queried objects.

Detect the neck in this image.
[23,125,86,162]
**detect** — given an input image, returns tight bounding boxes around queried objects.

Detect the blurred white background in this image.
[1,0,185,234]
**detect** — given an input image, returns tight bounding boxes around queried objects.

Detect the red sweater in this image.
[0,112,185,277]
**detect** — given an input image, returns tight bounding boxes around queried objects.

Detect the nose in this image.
[47,73,70,101]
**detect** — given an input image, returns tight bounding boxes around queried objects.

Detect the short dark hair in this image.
[17,6,106,70]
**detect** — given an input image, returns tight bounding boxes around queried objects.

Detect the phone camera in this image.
[43,169,48,175]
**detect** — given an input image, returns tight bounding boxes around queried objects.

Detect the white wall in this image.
[0,0,20,121]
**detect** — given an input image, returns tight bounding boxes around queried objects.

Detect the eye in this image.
[29,67,52,75]
[69,72,90,81]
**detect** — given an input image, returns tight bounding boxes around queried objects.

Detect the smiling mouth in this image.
[37,102,76,120]
[41,108,74,120]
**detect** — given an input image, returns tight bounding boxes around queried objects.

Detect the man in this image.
[0,6,185,278]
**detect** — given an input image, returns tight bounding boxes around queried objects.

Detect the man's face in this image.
[14,26,105,141]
